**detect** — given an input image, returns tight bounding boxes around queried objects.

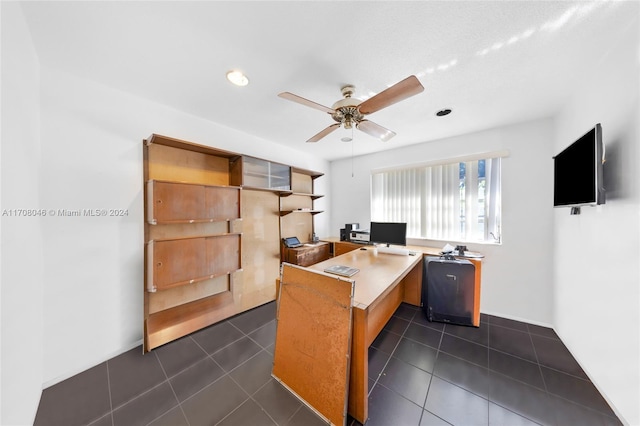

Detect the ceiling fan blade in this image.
[278,92,335,114]
[356,120,396,142]
[307,123,341,143]
[357,75,424,115]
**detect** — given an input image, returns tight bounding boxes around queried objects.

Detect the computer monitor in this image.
[369,222,407,247]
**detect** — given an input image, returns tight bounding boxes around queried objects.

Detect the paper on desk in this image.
[442,243,456,253]
[442,243,484,258]
[463,251,484,258]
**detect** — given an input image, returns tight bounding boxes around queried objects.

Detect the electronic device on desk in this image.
[283,236,303,248]
[345,223,359,232]
[370,221,409,255]
[340,223,360,241]
[350,230,370,243]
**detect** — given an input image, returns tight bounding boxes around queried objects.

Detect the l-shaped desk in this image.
[279,240,482,424]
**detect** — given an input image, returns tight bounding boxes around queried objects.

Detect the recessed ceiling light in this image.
[436,109,452,117]
[226,70,249,87]
[341,137,353,142]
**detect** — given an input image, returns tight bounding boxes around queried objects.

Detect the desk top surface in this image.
[309,247,423,309]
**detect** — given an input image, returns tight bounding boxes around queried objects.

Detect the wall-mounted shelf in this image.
[145,291,235,351]
[279,191,324,200]
[279,170,324,253]
[279,209,324,217]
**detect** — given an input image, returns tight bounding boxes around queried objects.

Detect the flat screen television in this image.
[369,222,407,247]
[553,123,605,208]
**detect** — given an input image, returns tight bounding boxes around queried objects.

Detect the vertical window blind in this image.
[371,157,502,244]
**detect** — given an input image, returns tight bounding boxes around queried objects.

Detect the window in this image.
[371,157,502,244]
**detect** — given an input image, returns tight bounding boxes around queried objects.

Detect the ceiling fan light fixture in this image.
[436,108,452,117]
[343,115,354,129]
[226,70,249,86]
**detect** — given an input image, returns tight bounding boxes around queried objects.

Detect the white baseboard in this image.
[480,309,555,330]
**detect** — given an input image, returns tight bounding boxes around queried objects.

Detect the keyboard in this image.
[376,246,410,256]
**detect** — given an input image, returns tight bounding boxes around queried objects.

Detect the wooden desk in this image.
[276,242,482,424]
[309,248,423,423]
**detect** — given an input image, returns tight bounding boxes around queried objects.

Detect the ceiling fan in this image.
[278,75,424,143]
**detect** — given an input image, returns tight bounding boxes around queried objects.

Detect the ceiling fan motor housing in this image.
[331,86,363,128]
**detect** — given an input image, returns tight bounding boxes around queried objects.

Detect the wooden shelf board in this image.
[146,134,240,159]
[149,232,242,242]
[242,185,291,193]
[291,167,324,178]
[145,291,236,351]
[279,192,324,199]
[148,179,241,190]
[149,218,241,225]
[279,210,324,217]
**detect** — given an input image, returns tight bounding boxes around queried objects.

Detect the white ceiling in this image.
[19,1,637,161]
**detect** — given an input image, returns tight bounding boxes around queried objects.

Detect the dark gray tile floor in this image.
[35,302,621,426]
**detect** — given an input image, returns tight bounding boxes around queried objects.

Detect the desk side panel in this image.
[273,264,354,426]
[402,257,423,306]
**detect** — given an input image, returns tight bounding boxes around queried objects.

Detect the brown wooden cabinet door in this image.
[153,238,207,290]
[205,186,240,221]
[206,234,241,276]
[153,181,205,223]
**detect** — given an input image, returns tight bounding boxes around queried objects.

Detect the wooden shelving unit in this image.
[279,169,325,264]
[143,134,280,352]
[143,134,327,351]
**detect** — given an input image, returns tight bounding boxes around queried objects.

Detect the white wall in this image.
[553,10,639,425]
[329,118,556,325]
[0,3,44,425]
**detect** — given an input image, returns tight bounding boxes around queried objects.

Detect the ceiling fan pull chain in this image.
[351,127,355,178]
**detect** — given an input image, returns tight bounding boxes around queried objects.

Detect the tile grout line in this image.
[147,350,191,426]
[244,320,276,351]
[527,327,551,394]
[526,332,619,421]
[211,313,291,426]
[418,316,446,426]
[106,360,115,426]
[216,372,280,426]
[368,313,414,397]
[186,324,282,425]
[490,316,558,426]
[486,316,491,426]
[363,310,432,425]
